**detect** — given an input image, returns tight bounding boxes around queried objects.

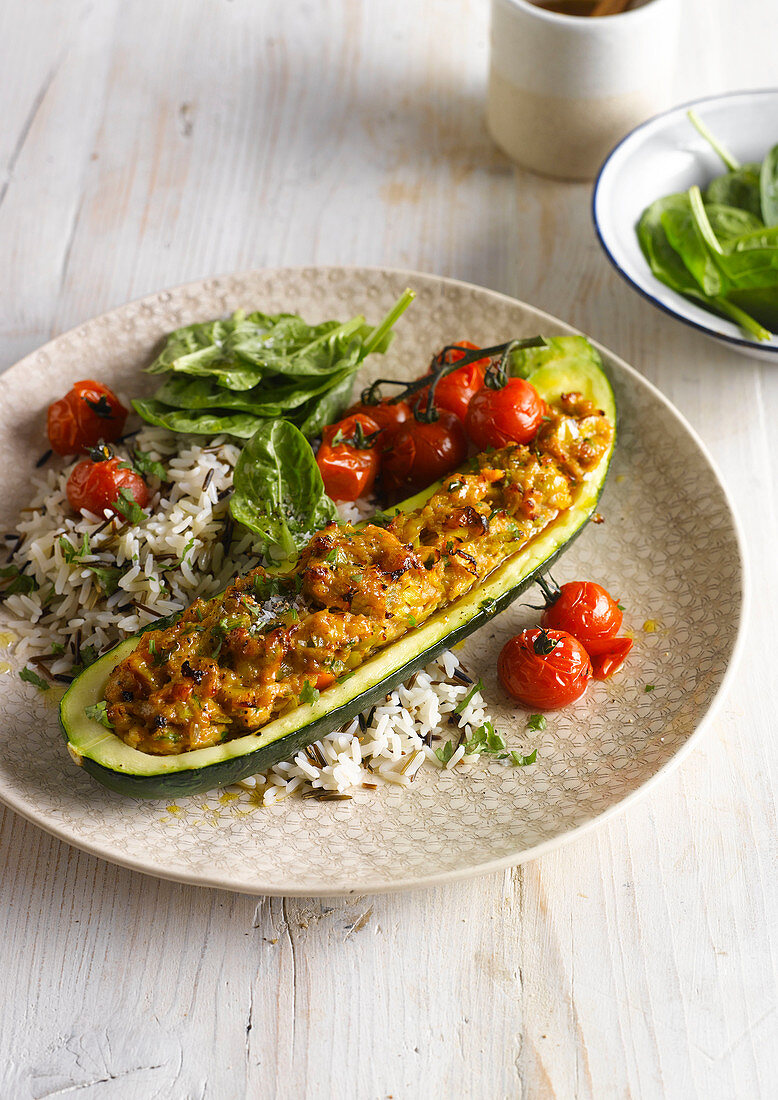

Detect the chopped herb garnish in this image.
[526,713,547,732]
[71,645,99,674]
[86,564,125,596]
[114,488,146,525]
[252,574,286,601]
[447,479,464,492]
[617,603,625,611]
[19,666,49,691]
[370,511,394,528]
[50,642,65,655]
[300,680,320,705]
[644,684,656,693]
[325,547,348,567]
[0,568,39,596]
[407,614,417,627]
[435,740,455,765]
[454,678,484,714]
[59,532,91,563]
[160,537,195,572]
[128,448,167,481]
[505,748,537,767]
[85,700,113,729]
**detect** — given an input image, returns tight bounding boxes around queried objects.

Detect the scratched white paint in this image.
[0,1,776,1097]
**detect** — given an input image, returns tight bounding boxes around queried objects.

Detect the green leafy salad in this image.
[637,111,778,341]
[133,290,414,560]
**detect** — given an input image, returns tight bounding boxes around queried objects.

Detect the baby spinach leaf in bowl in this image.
[635,112,778,342]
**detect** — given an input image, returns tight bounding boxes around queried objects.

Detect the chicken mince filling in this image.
[105,393,612,754]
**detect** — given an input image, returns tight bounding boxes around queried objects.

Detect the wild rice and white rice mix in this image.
[1,427,503,802]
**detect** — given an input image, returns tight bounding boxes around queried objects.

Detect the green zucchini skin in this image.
[68,525,588,799]
[60,338,616,799]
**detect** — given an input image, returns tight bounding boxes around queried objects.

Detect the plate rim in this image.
[0,264,750,895]
[592,87,778,356]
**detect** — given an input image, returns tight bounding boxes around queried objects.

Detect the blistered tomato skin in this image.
[498,627,592,710]
[316,413,381,502]
[345,399,411,437]
[420,342,489,423]
[381,410,468,500]
[539,580,632,679]
[540,581,623,655]
[590,636,633,680]
[66,457,149,518]
[47,381,128,456]
[465,379,544,450]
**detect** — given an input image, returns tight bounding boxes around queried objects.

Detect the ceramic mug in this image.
[487,0,680,181]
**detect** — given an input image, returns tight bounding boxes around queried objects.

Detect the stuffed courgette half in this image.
[61,336,616,798]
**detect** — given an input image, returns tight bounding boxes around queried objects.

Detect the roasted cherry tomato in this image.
[540,581,623,654]
[66,456,150,518]
[498,627,592,710]
[345,398,411,436]
[589,637,633,680]
[316,413,381,502]
[47,380,128,456]
[381,409,468,499]
[465,378,544,451]
[539,580,632,679]
[419,341,490,423]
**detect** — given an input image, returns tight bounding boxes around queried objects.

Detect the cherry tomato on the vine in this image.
[465,378,544,451]
[498,627,592,710]
[345,398,411,437]
[419,341,490,423]
[381,409,467,500]
[47,380,128,456]
[316,413,381,502]
[66,456,150,518]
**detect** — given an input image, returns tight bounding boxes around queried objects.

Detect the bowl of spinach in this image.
[593,89,778,360]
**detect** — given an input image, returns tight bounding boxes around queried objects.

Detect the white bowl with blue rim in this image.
[593,88,778,361]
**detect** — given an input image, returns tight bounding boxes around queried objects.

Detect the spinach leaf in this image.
[636,116,777,343]
[705,165,763,219]
[295,370,356,438]
[132,399,269,439]
[230,420,337,560]
[732,224,778,251]
[150,312,369,389]
[704,204,763,249]
[726,287,778,331]
[688,108,741,172]
[137,291,415,444]
[637,195,771,340]
[153,367,356,416]
[661,193,725,297]
[638,195,703,295]
[760,144,778,226]
[716,247,778,288]
[148,318,233,374]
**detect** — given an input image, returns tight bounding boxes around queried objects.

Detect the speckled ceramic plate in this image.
[0,268,747,895]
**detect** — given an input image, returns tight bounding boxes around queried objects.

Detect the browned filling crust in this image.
[105,393,612,754]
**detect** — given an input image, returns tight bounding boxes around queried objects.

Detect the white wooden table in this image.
[1,2,776,1097]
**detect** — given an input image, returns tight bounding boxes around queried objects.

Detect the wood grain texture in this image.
[0,1,776,1097]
